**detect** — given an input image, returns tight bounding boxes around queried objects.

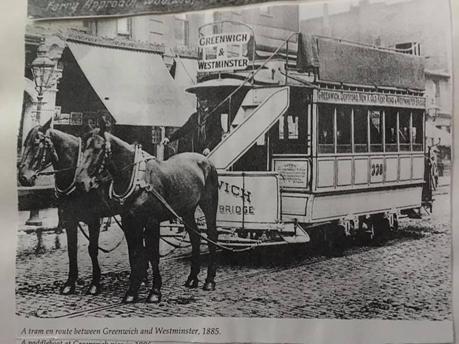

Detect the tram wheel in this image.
[368,216,390,246]
[324,224,346,257]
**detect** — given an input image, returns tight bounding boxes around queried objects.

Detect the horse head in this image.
[18,118,59,186]
[75,121,111,193]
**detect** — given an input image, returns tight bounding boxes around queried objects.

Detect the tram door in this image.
[270,88,312,157]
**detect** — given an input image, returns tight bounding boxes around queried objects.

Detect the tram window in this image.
[353,108,368,152]
[369,110,383,152]
[272,110,308,154]
[318,105,335,154]
[412,111,424,151]
[399,111,411,151]
[385,109,398,152]
[278,115,299,140]
[336,107,351,153]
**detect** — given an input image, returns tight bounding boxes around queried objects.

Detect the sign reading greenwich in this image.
[317,89,426,109]
[198,32,250,72]
[28,0,283,19]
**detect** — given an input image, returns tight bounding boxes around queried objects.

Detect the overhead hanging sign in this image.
[28,0,284,19]
[198,32,251,73]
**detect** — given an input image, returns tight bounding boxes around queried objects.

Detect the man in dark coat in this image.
[161,97,223,156]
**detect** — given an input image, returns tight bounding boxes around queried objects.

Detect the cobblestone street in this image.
[15,191,451,320]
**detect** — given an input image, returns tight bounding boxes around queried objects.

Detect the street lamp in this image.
[25,48,57,227]
[30,46,56,124]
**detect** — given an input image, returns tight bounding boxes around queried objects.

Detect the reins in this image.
[87,134,267,253]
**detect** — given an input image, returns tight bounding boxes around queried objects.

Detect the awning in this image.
[67,41,194,127]
[174,57,198,106]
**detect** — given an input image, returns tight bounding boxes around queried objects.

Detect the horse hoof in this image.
[86,284,101,296]
[146,290,162,304]
[203,281,216,291]
[184,278,199,289]
[123,294,137,304]
[60,285,75,295]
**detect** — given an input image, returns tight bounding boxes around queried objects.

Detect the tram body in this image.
[190,22,429,248]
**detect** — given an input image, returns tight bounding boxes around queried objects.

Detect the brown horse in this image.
[75,126,219,303]
[18,119,121,296]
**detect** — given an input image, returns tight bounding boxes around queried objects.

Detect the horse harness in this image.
[99,134,156,206]
[35,130,82,198]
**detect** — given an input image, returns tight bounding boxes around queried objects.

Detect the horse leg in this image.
[200,198,218,291]
[144,218,162,303]
[86,217,101,295]
[184,212,201,289]
[61,214,78,295]
[122,215,148,304]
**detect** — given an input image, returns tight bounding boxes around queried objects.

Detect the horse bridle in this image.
[87,132,112,183]
[32,131,60,176]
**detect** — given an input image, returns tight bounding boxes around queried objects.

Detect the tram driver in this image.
[161,92,223,156]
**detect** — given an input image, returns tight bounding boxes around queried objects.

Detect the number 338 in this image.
[371,163,384,176]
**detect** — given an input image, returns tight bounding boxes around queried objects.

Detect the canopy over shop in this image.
[55,40,195,155]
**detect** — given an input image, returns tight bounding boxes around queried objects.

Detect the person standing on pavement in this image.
[161,93,223,156]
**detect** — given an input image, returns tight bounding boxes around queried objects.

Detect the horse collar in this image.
[108,144,155,205]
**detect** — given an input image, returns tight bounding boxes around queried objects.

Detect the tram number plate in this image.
[371,163,384,176]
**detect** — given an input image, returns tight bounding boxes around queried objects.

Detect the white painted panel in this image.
[370,158,384,184]
[337,159,352,186]
[400,157,412,181]
[317,159,335,188]
[281,195,307,216]
[412,156,425,180]
[209,87,290,170]
[311,186,422,221]
[216,172,280,226]
[354,158,369,185]
[385,157,398,182]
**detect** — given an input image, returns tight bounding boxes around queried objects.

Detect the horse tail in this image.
[199,159,219,219]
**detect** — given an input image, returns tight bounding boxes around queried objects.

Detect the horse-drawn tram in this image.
[192,21,432,253]
[17,21,436,302]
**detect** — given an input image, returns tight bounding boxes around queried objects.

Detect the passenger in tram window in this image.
[318,105,335,153]
[353,108,368,152]
[161,93,223,156]
[370,110,383,152]
[336,108,351,153]
[385,109,398,152]
[399,111,411,151]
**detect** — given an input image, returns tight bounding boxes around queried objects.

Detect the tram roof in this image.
[297,34,425,91]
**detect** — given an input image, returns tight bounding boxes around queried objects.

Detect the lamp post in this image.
[25,49,57,227]
[30,47,56,124]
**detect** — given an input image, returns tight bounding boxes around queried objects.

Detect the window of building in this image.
[117,18,132,38]
[369,110,383,152]
[149,18,164,44]
[318,105,335,154]
[399,110,411,151]
[385,109,398,152]
[174,14,189,46]
[395,42,421,56]
[336,107,352,153]
[82,20,97,34]
[353,108,368,153]
[412,111,424,151]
